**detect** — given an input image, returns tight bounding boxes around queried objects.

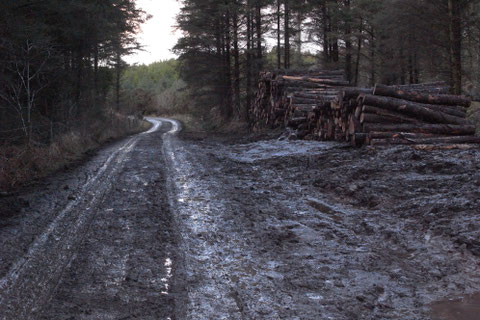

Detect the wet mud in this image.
[0,120,184,319]
[170,134,480,319]
[1,118,480,319]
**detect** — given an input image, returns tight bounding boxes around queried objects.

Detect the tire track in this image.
[0,120,164,319]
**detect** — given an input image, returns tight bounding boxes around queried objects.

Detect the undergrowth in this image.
[0,113,151,191]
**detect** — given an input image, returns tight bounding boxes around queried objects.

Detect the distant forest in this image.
[174,0,480,120]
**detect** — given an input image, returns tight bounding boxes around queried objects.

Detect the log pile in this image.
[332,82,451,145]
[251,70,347,138]
[348,83,479,146]
[251,73,478,147]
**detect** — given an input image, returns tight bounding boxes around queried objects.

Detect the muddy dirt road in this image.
[1,118,480,319]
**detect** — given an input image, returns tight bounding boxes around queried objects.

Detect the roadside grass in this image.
[158,111,251,138]
[0,113,151,191]
[163,113,207,134]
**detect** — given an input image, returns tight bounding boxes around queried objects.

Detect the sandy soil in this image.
[1,118,480,319]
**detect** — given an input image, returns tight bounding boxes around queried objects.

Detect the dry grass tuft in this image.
[0,114,151,191]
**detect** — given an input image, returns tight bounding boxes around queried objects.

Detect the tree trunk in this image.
[277,0,281,69]
[368,132,446,140]
[448,0,462,94]
[322,1,330,63]
[284,0,290,69]
[255,1,263,69]
[332,38,339,63]
[294,12,303,67]
[233,4,240,118]
[354,18,363,86]
[360,112,419,124]
[373,84,471,107]
[344,0,352,83]
[369,26,375,87]
[370,135,480,145]
[94,43,99,108]
[399,45,406,84]
[115,51,121,111]
[362,123,476,135]
[413,51,419,83]
[362,105,421,124]
[408,52,414,84]
[224,5,233,119]
[246,0,252,123]
[330,0,339,63]
[360,94,469,125]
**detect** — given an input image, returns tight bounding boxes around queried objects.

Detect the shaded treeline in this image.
[174,0,480,121]
[0,0,147,144]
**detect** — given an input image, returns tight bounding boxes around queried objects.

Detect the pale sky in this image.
[125,0,182,65]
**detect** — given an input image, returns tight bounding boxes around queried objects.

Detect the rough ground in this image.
[1,118,480,319]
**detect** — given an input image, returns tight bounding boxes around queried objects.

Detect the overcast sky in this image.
[125,0,181,65]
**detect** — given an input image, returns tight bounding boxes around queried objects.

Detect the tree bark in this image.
[246,0,252,123]
[284,0,290,69]
[360,94,469,125]
[344,0,352,83]
[360,112,418,124]
[93,43,99,108]
[373,84,471,107]
[362,123,476,135]
[342,87,372,100]
[232,3,241,117]
[224,5,233,119]
[369,26,375,87]
[354,18,363,86]
[368,131,445,140]
[277,0,281,69]
[370,135,480,145]
[255,0,263,68]
[361,105,421,124]
[448,0,462,94]
[322,1,330,63]
[294,12,303,67]
[115,51,121,111]
[280,76,349,86]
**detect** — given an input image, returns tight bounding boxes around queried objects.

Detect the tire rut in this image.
[0,119,184,320]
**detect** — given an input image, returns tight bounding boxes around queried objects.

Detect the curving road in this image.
[0,118,184,319]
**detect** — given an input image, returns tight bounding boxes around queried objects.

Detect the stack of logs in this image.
[347,83,479,146]
[251,69,348,139]
[251,72,479,146]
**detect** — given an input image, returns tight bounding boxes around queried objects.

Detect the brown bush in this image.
[0,113,151,191]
